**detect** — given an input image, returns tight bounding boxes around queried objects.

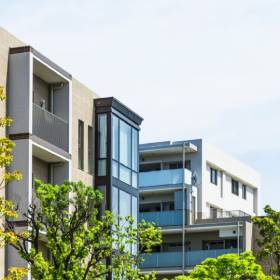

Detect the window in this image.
[97,114,107,176]
[232,179,239,196]
[111,115,139,188]
[140,163,161,172]
[88,126,93,174]
[202,240,224,250]
[131,196,138,255]
[78,120,84,170]
[120,120,132,167]
[132,128,138,171]
[111,186,119,221]
[210,167,218,185]
[98,114,107,158]
[112,115,119,161]
[242,184,247,199]
[162,160,191,170]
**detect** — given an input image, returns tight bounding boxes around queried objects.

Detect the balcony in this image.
[140,210,182,227]
[140,248,238,269]
[33,103,69,152]
[139,168,192,188]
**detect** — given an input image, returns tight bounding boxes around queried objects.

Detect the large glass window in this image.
[132,196,138,255]
[120,120,132,167]
[98,114,107,176]
[112,186,119,221]
[111,115,139,188]
[112,115,119,161]
[98,114,107,158]
[132,128,138,171]
[119,190,131,219]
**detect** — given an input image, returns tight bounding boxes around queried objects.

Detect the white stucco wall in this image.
[201,142,260,217]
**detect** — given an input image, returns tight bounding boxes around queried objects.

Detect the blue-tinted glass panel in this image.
[98,114,107,158]
[132,128,138,171]
[119,190,131,219]
[119,165,131,185]
[132,195,138,255]
[120,120,131,168]
[112,186,119,221]
[112,160,119,179]
[132,172,138,189]
[112,115,119,161]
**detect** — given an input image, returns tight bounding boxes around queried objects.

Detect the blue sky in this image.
[1,0,280,213]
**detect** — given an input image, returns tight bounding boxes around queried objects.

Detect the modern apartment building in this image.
[0,27,142,277]
[139,139,260,278]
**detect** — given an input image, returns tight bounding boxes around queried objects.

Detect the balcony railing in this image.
[208,209,250,219]
[33,104,69,151]
[139,168,192,188]
[140,248,238,269]
[140,210,183,226]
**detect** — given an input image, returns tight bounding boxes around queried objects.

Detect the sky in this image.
[1,0,280,213]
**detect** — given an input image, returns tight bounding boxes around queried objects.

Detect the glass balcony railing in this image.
[139,168,192,188]
[140,248,238,269]
[139,210,183,226]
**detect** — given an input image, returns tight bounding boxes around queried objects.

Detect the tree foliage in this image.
[0,86,26,279]
[252,205,280,279]
[173,252,270,280]
[6,180,161,280]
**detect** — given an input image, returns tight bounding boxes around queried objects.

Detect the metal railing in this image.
[140,248,238,269]
[209,209,250,219]
[139,210,183,226]
[33,103,69,151]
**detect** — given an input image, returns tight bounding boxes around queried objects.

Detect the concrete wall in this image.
[32,156,49,183]
[71,79,99,186]
[0,27,25,277]
[8,51,32,135]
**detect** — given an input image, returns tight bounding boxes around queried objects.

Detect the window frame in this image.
[78,120,84,170]
[242,184,247,200]
[210,167,218,185]
[111,113,139,188]
[87,125,94,174]
[231,179,239,196]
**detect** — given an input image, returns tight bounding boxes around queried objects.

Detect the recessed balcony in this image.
[33,103,69,151]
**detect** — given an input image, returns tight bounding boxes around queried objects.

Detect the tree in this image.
[252,205,280,279]
[173,252,270,280]
[0,86,26,279]
[5,180,161,280]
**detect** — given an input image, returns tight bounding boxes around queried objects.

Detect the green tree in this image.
[0,86,26,279]
[173,252,270,280]
[252,205,280,279]
[5,180,161,280]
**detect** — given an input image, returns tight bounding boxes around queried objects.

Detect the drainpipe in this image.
[182,142,186,275]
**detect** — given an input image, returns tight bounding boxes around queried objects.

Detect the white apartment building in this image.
[139,139,260,277]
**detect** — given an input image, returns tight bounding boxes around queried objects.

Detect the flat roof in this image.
[140,140,198,155]
[10,46,72,80]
